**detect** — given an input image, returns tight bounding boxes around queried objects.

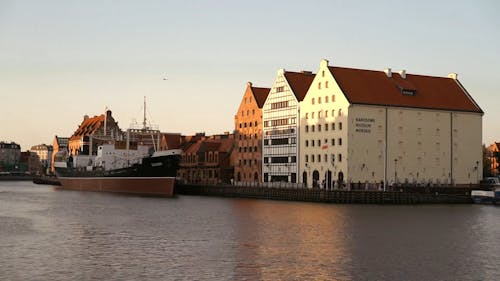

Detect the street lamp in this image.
[394,158,398,186]
[476,160,480,184]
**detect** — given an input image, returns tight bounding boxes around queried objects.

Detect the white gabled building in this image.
[262,69,315,184]
[299,59,483,188]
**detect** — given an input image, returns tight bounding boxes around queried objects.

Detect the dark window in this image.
[291,156,296,163]
[271,138,289,145]
[338,154,342,162]
[305,140,309,147]
[339,122,342,130]
[339,138,342,146]
[271,157,288,163]
[264,157,269,163]
[264,139,269,145]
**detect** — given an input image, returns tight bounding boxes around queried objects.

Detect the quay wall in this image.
[175,184,473,204]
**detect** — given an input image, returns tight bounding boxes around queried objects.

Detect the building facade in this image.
[486,142,499,176]
[30,144,53,174]
[0,141,21,171]
[178,134,235,185]
[262,69,315,183]
[68,110,122,156]
[299,59,483,188]
[234,82,269,184]
[51,136,68,173]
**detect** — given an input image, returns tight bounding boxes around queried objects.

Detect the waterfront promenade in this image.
[176,183,474,204]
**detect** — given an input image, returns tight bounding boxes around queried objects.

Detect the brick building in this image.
[234,82,269,183]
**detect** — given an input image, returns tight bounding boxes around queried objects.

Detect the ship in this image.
[54,98,181,197]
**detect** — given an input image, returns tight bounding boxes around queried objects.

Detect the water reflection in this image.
[231,199,351,280]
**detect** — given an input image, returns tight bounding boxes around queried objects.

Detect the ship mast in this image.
[142,96,147,130]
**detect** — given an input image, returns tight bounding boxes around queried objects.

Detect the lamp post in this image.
[476,160,480,184]
[394,158,398,187]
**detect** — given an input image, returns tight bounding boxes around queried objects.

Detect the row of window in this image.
[183,153,219,163]
[305,153,342,163]
[305,108,342,119]
[263,137,297,146]
[238,133,259,140]
[305,122,342,133]
[265,128,295,136]
[238,146,258,153]
[240,108,256,117]
[238,121,259,128]
[311,95,335,105]
[305,138,342,147]
[264,156,297,164]
[271,101,289,109]
[264,117,297,127]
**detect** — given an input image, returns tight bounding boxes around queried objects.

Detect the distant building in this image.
[20,151,41,174]
[234,82,270,184]
[486,142,500,176]
[68,110,123,156]
[299,59,483,188]
[178,133,235,185]
[262,69,315,183]
[0,141,21,171]
[51,136,69,173]
[30,144,53,174]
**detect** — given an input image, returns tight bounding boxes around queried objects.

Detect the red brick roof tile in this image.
[251,86,270,109]
[284,71,316,101]
[329,66,482,113]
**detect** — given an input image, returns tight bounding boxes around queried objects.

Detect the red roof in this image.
[251,86,270,109]
[284,71,316,101]
[329,66,482,113]
[70,115,105,140]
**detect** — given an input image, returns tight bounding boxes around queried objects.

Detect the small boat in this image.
[471,190,495,204]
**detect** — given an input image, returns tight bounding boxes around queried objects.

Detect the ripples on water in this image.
[0,181,499,281]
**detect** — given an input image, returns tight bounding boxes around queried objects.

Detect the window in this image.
[325,96,329,103]
[312,140,315,147]
[306,113,309,119]
[264,139,269,145]
[331,109,335,116]
[318,97,322,104]
[325,81,329,88]
[324,154,328,162]
[338,154,342,162]
[318,111,322,118]
[318,154,321,162]
[291,156,296,163]
[318,139,321,145]
[271,138,289,145]
[264,121,269,127]
[318,82,321,89]
[291,137,296,144]
[252,109,255,115]
[305,140,309,147]
[331,139,335,146]
[312,112,315,119]
[325,110,328,118]
[331,95,335,102]
[276,86,285,92]
[312,125,315,132]
[338,109,342,116]
[322,70,325,77]
[305,125,309,132]
[305,155,309,162]
[312,98,315,105]
[271,157,288,163]
[312,154,315,162]
[264,157,269,163]
[338,138,342,146]
[271,101,289,109]
[318,124,322,132]
[332,123,335,130]
[331,154,335,162]
[255,121,258,126]
[402,89,416,96]
[339,122,342,130]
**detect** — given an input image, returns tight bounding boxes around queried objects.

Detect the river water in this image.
[0,181,498,281]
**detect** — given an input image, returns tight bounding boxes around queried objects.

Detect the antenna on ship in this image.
[142,96,147,130]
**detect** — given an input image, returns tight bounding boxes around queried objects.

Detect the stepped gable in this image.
[329,66,483,113]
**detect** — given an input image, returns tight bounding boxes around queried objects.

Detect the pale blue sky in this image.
[1,0,499,150]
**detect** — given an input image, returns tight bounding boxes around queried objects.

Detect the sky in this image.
[1,0,499,150]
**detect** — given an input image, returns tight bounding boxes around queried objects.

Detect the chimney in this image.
[399,69,406,79]
[448,73,458,80]
[384,68,392,78]
[301,70,312,75]
[83,115,89,120]
[247,82,252,87]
